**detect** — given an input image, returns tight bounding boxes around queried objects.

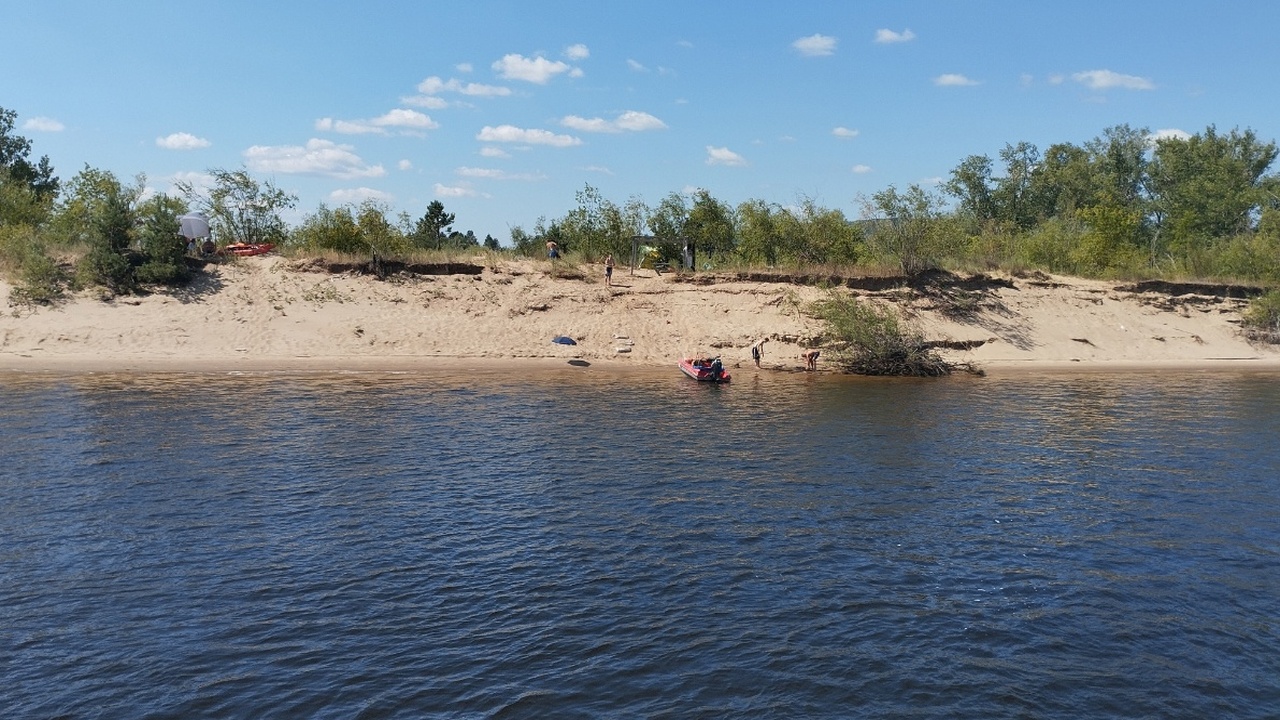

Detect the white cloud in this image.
[1072,69,1155,91]
[479,146,511,158]
[934,73,979,86]
[832,127,860,139]
[705,146,747,166]
[456,166,546,181]
[416,75,511,97]
[375,108,438,130]
[583,165,614,175]
[329,187,393,204]
[455,63,473,73]
[875,28,916,44]
[156,132,211,150]
[565,43,590,60]
[1048,74,1066,85]
[398,159,413,170]
[244,138,386,179]
[476,125,582,147]
[169,170,215,194]
[315,109,438,136]
[851,164,872,174]
[492,54,575,84]
[627,59,648,72]
[434,183,478,198]
[401,95,450,110]
[22,116,64,132]
[1150,128,1192,143]
[561,110,667,133]
[793,33,837,57]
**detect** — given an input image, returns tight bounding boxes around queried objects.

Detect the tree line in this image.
[4,102,1279,306]
[517,123,1279,283]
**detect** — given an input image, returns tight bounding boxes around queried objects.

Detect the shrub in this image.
[1242,290,1280,343]
[1,225,69,306]
[809,291,956,376]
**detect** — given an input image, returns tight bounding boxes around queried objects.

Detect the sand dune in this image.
[2,255,1277,374]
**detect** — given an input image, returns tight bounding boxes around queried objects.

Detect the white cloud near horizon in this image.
[832,127,860,139]
[476,125,582,147]
[852,164,872,174]
[705,146,747,166]
[456,166,548,181]
[156,132,210,150]
[23,116,65,132]
[875,28,916,44]
[935,73,979,86]
[564,43,590,60]
[244,138,386,179]
[418,75,512,97]
[1073,69,1155,90]
[561,111,667,133]
[434,182,480,198]
[315,109,439,136]
[793,34,837,57]
[479,146,511,158]
[492,54,576,84]
[1150,128,1192,143]
[328,187,394,204]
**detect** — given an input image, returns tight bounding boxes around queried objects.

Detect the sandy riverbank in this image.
[2,254,1278,375]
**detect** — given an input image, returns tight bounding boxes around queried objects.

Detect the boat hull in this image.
[678,358,730,383]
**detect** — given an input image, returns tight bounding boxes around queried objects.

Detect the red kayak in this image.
[679,357,730,383]
[222,242,275,257]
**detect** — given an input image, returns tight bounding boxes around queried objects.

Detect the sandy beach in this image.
[3,254,1278,375]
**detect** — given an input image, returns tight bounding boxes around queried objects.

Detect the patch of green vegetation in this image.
[809,291,960,376]
[1242,290,1280,343]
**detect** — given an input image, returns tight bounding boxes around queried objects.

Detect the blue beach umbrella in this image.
[552,335,577,345]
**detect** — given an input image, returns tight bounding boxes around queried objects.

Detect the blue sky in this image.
[6,1,1280,243]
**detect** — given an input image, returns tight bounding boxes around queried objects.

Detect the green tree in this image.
[944,154,997,225]
[178,168,295,246]
[684,189,736,264]
[0,106,60,201]
[295,204,363,254]
[863,184,949,276]
[561,184,627,259]
[410,200,455,249]
[735,198,782,265]
[992,141,1045,229]
[1028,142,1094,218]
[356,200,409,273]
[645,191,689,263]
[1148,126,1279,245]
[135,193,192,285]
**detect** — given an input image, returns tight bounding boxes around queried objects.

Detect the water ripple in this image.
[2,370,1279,718]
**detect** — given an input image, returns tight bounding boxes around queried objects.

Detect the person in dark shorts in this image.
[604,254,615,287]
[803,349,820,371]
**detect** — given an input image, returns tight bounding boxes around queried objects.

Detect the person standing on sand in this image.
[803,348,820,371]
[751,338,766,367]
[604,254,615,287]
[546,240,560,259]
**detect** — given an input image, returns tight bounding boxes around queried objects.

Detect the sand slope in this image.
[2,255,1277,374]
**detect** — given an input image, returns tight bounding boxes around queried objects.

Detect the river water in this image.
[2,367,1278,718]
